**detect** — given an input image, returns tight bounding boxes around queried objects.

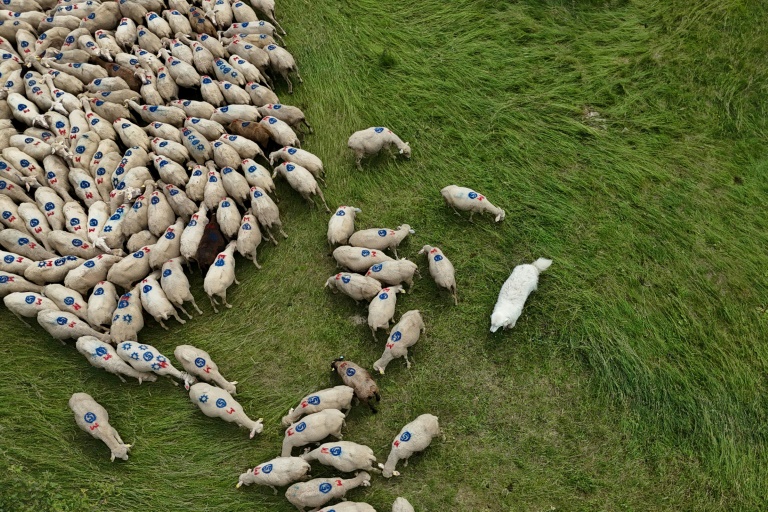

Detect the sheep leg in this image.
[294,67,303,84]
[270,485,278,495]
[11,312,31,328]
[468,212,475,223]
[452,288,459,306]
[172,310,186,325]
[314,187,331,213]
[190,298,204,315]
[392,246,398,258]
[278,226,288,239]
[404,353,412,369]
[269,11,287,35]
[251,255,262,269]
[117,374,127,383]
[158,318,169,330]
[302,118,313,134]
[354,151,364,170]
[220,291,232,309]
[178,303,193,319]
[233,275,240,285]
[370,326,377,342]
[266,228,278,245]
[208,295,219,313]
[282,71,293,94]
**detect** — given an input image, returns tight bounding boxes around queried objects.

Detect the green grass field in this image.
[2,0,768,510]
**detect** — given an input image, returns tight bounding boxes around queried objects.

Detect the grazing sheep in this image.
[270,146,324,183]
[490,258,552,333]
[285,472,370,512]
[236,457,311,494]
[327,206,361,247]
[440,185,505,223]
[87,281,118,328]
[68,393,131,462]
[203,240,239,312]
[250,186,286,244]
[37,309,110,344]
[258,104,312,134]
[174,344,237,392]
[188,382,263,438]
[365,259,418,290]
[332,246,394,273]
[347,127,411,169]
[380,414,441,478]
[282,385,355,427]
[272,162,329,212]
[236,210,262,268]
[3,291,58,326]
[373,310,425,374]
[331,358,381,413]
[392,497,415,512]
[161,257,203,318]
[348,225,414,258]
[367,285,404,340]
[76,336,156,384]
[110,285,144,343]
[116,341,191,384]
[301,441,379,474]
[418,245,457,305]
[324,272,382,303]
[282,409,346,457]
[139,271,186,329]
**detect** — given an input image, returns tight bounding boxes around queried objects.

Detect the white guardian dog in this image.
[490,258,552,333]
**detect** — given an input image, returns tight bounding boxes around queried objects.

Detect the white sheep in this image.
[332,245,393,273]
[327,206,361,247]
[139,271,186,329]
[236,210,262,268]
[347,127,410,169]
[373,310,425,374]
[110,285,145,344]
[161,257,204,317]
[324,272,382,303]
[236,456,311,494]
[37,309,110,344]
[148,218,184,269]
[272,162,330,213]
[106,245,154,290]
[3,291,59,326]
[281,385,355,427]
[269,146,324,183]
[285,472,370,512]
[216,196,242,239]
[348,225,414,258]
[179,204,208,264]
[250,185,286,244]
[490,258,552,333]
[87,280,118,328]
[318,503,377,512]
[282,409,346,457]
[116,341,191,384]
[392,497,415,512]
[189,382,263,438]
[76,336,157,384]
[203,240,238,312]
[68,392,132,462]
[418,245,457,305]
[301,441,380,473]
[440,185,505,223]
[365,259,419,290]
[174,344,237,393]
[64,253,122,295]
[24,255,83,285]
[367,285,404,340]
[380,414,441,478]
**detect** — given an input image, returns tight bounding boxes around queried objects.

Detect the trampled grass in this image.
[2,0,768,510]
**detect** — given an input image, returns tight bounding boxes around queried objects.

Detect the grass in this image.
[2,0,768,510]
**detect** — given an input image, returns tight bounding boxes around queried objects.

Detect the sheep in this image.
[116,341,191,384]
[213,139,245,172]
[269,146,324,183]
[161,257,204,317]
[250,186,287,244]
[236,457,311,494]
[301,441,379,473]
[203,168,227,211]
[490,258,552,333]
[42,284,89,322]
[241,159,275,192]
[188,382,263,438]
[220,135,266,161]
[0,198,31,234]
[24,255,83,285]
[365,259,419,290]
[0,228,57,260]
[68,393,131,462]
[174,344,236,392]
[195,217,226,274]
[249,0,286,35]
[331,358,381,413]
[87,281,118,328]
[46,230,100,259]
[272,162,330,213]
[0,250,33,275]
[367,285,404,340]
[324,272,382,303]
[281,409,346,457]
[258,104,312,134]
[347,127,411,169]
[107,245,154,290]
[327,206,361,247]
[162,184,197,221]
[147,190,176,237]
[216,197,242,239]
[281,385,355,427]
[76,336,157,384]
[418,245,457,305]
[380,414,441,478]
[203,240,239,312]
[110,285,144,343]
[220,166,251,208]
[0,271,42,298]
[392,497,415,512]
[264,44,302,94]
[236,210,262,268]
[149,218,184,269]
[64,253,121,295]
[348,225,414,258]
[373,310,425,374]
[285,472,370,512]
[260,115,301,147]
[318,503,377,512]
[3,291,58,326]
[37,309,110,344]
[139,271,186,329]
[440,185,505,223]
[180,204,208,264]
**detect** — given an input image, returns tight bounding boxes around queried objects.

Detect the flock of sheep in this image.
[0,0,551,509]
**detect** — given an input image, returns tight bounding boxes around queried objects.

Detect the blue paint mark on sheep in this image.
[194,357,205,368]
[319,483,332,494]
[391,331,402,342]
[216,398,226,408]
[142,351,154,362]
[345,367,356,377]
[262,463,273,473]
[400,431,411,442]
[330,446,342,456]
[84,412,96,423]
[433,254,444,262]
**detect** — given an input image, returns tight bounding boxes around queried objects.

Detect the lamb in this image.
[331,358,381,413]
[281,409,346,457]
[418,245,457,305]
[270,146,324,183]
[3,291,58,326]
[116,341,191,384]
[324,273,382,303]
[380,414,441,478]
[272,162,330,213]
[188,382,263,438]
[490,258,552,333]
[236,457,311,494]
[87,280,118,328]
[281,385,355,427]
[367,285,404,340]
[285,472,370,512]
[348,225,414,258]
[440,185,505,223]
[373,310,425,374]
[327,206,361,246]
[301,441,379,473]
[76,336,157,384]
[236,210,262,268]
[347,127,411,169]
[37,309,110,344]
[392,497,415,512]
[139,271,186,329]
[174,344,237,392]
[203,240,239,312]
[365,259,418,290]
[250,186,287,244]
[110,285,144,343]
[68,393,131,462]
[161,257,203,317]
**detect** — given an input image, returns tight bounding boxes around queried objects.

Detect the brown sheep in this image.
[331,357,381,413]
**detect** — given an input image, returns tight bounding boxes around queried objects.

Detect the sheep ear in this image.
[399,148,404,154]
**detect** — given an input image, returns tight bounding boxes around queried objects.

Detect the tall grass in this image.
[1,0,767,510]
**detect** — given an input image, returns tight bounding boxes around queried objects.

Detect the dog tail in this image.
[532,258,552,273]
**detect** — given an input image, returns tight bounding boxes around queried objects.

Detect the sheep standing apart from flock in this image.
[347,127,411,169]
[440,185,505,223]
[68,392,131,462]
[490,258,552,333]
[380,414,441,478]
